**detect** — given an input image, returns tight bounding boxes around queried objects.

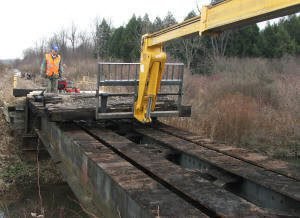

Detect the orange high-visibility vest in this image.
[45,53,61,77]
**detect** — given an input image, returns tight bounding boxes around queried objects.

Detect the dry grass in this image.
[0,112,19,170]
[17,56,99,90]
[0,67,14,104]
[0,67,63,198]
[15,55,300,160]
[163,56,300,159]
[0,67,39,106]
[63,57,98,90]
[18,60,41,75]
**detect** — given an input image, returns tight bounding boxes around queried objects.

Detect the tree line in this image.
[20,12,300,74]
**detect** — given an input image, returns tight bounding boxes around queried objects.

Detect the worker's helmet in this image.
[51,45,59,52]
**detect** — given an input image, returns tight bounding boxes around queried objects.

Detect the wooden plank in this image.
[136,128,300,203]
[86,127,270,217]
[48,108,95,121]
[27,94,190,121]
[38,124,206,217]
[13,88,44,97]
[157,123,300,181]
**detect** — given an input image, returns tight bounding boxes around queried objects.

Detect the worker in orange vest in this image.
[40,45,63,93]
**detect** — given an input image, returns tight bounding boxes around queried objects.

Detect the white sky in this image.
[0,0,282,60]
[0,0,212,59]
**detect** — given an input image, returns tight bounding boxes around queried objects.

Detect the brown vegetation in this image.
[0,67,63,203]
[163,56,300,160]
[63,57,98,90]
[14,54,300,161]
[0,66,14,104]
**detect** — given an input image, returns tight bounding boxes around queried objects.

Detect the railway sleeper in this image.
[79,122,288,217]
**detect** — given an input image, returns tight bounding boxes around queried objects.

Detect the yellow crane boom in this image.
[134,0,300,123]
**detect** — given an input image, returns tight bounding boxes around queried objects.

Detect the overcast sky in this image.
[0,0,213,59]
[1,0,283,60]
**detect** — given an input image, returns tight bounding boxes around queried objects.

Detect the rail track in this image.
[72,120,300,217]
[13,91,299,217]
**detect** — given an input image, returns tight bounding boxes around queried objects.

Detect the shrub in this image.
[163,56,300,159]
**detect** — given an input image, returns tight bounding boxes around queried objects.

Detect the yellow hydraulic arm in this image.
[134,0,300,123]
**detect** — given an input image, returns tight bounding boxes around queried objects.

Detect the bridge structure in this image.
[8,63,300,217]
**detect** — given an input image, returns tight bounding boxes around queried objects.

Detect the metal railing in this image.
[95,62,184,120]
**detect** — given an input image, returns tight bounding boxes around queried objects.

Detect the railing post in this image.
[100,93,108,113]
[95,63,101,119]
[177,64,184,113]
[95,62,186,120]
[133,64,139,113]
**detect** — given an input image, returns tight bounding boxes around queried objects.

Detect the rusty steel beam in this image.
[155,122,300,181]
[38,120,206,217]
[134,127,300,214]
[81,124,273,217]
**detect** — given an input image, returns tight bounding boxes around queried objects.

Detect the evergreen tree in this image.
[280,15,300,54]
[161,12,178,57]
[261,23,296,58]
[122,15,143,61]
[162,12,177,28]
[95,19,111,59]
[102,13,300,64]
[142,14,152,34]
[226,24,261,57]
[108,27,125,59]
[153,17,163,32]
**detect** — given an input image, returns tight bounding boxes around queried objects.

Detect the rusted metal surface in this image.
[155,122,300,181]
[134,127,300,206]
[27,97,190,122]
[83,125,273,217]
[39,121,206,217]
[26,94,300,217]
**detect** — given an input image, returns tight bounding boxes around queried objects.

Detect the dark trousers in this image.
[47,77,58,93]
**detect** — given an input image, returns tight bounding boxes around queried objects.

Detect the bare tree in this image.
[68,22,77,53]
[58,28,68,56]
[48,28,68,56]
[211,31,231,58]
[177,11,204,70]
[78,31,92,56]
[181,35,204,70]
[33,38,47,64]
[78,31,89,47]
[92,17,101,57]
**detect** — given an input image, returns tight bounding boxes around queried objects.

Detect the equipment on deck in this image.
[33,89,46,102]
[58,78,80,93]
[133,0,300,123]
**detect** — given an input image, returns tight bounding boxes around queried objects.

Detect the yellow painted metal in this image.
[134,0,300,123]
[199,0,300,35]
[134,35,166,123]
[148,16,201,47]
[147,0,300,46]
